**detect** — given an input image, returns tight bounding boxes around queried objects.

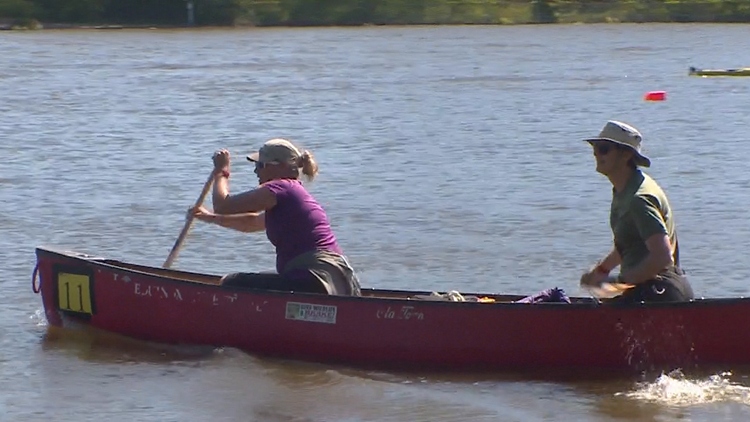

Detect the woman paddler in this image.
[188,138,362,296]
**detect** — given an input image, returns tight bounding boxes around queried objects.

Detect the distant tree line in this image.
[2,0,750,28]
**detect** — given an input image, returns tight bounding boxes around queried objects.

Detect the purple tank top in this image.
[262,179,342,273]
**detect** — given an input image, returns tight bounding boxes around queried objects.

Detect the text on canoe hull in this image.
[110,273,184,301]
[130,281,250,308]
[376,305,424,321]
[134,283,183,300]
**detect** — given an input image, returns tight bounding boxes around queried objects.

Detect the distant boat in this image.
[689,66,750,77]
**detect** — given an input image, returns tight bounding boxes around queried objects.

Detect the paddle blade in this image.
[585,282,634,299]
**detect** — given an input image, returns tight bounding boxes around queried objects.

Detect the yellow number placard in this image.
[57,273,93,315]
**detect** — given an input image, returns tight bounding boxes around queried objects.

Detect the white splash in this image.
[619,370,750,407]
[29,309,47,327]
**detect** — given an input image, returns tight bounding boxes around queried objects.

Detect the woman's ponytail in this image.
[299,150,318,181]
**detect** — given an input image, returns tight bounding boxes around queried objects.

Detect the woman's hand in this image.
[187,205,215,223]
[212,149,231,174]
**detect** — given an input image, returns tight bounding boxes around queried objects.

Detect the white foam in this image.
[29,309,47,327]
[618,370,750,407]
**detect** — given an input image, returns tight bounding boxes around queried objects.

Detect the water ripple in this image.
[2,24,750,422]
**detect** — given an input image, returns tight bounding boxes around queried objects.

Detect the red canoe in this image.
[32,246,750,374]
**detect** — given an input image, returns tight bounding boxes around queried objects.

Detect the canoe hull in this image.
[33,246,750,374]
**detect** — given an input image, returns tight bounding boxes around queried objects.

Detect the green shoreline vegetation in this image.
[2,0,750,29]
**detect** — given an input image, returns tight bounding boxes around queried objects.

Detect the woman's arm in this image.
[212,174,277,214]
[210,149,277,215]
[206,211,266,233]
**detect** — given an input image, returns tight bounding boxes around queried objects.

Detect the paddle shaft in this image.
[163,172,215,269]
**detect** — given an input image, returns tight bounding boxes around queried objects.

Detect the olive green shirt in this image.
[610,170,676,273]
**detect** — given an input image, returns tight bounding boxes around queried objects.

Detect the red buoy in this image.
[644,91,666,101]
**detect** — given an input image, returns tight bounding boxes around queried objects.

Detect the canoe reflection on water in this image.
[39,323,750,422]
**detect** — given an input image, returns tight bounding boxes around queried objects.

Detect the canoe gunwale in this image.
[34,245,750,309]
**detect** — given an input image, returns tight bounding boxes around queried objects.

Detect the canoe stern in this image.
[34,247,106,328]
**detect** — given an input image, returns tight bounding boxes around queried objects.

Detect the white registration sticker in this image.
[285,302,337,324]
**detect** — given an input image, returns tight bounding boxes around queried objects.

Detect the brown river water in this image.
[2,23,750,421]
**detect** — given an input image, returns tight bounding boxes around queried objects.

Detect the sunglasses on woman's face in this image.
[254,161,281,171]
[594,142,619,155]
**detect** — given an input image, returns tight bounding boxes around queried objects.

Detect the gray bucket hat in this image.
[584,120,651,167]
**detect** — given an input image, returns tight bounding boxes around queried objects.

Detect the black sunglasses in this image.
[594,142,620,155]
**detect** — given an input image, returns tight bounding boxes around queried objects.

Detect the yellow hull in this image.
[689,66,750,77]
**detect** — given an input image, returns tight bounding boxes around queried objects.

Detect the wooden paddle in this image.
[163,172,215,269]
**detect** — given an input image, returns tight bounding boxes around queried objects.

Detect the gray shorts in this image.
[220,250,362,296]
[283,250,362,296]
